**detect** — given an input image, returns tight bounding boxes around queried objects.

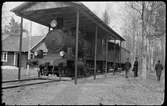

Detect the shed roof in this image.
[2,35,46,52]
[11,2,125,41]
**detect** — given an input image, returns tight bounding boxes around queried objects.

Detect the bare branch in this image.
[130,3,142,16]
[152,2,164,10]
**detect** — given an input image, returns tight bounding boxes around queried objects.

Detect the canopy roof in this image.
[11,2,125,41]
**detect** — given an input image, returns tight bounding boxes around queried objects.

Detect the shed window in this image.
[1,52,8,62]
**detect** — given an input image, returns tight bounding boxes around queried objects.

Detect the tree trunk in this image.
[147,38,152,73]
[141,35,147,79]
[149,40,154,72]
[132,32,135,68]
[146,38,150,73]
[141,2,147,79]
[163,35,166,68]
[161,35,165,66]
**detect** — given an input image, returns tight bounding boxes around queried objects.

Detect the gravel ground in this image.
[2,68,39,81]
[2,70,165,105]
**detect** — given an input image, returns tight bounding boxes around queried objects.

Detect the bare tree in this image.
[102,9,110,25]
[124,1,166,79]
[6,17,28,35]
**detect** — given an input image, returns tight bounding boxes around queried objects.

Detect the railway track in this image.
[2,77,71,89]
[2,72,113,90]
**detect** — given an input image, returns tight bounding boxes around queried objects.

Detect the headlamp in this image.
[50,19,57,28]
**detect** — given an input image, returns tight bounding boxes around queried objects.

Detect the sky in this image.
[2,2,125,36]
[2,2,48,36]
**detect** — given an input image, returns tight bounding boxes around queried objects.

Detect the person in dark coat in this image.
[113,63,117,75]
[124,58,131,78]
[132,57,138,77]
[155,60,163,81]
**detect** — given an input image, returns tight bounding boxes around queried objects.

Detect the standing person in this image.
[124,58,131,78]
[155,60,163,81]
[113,63,117,75]
[132,57,138,77]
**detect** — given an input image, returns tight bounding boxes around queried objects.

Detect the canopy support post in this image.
[27,21,32,76]
[75,9,79,85]
[120,41,122,64]
[94,26,98,80]
[18,17,23,80]
[48,26,51,31]
[105,39,108,77]
[113,39,116,75]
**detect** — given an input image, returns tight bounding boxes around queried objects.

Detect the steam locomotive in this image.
[28,27,91,78]
[28,26,130,78]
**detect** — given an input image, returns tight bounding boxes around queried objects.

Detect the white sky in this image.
[2,2,124,36]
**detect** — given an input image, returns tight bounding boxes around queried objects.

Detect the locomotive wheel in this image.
[52,66,59,76]
[43,66,48,76]
[39,64,45,77]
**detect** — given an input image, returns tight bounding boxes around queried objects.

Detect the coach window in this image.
[2,52,8,62]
